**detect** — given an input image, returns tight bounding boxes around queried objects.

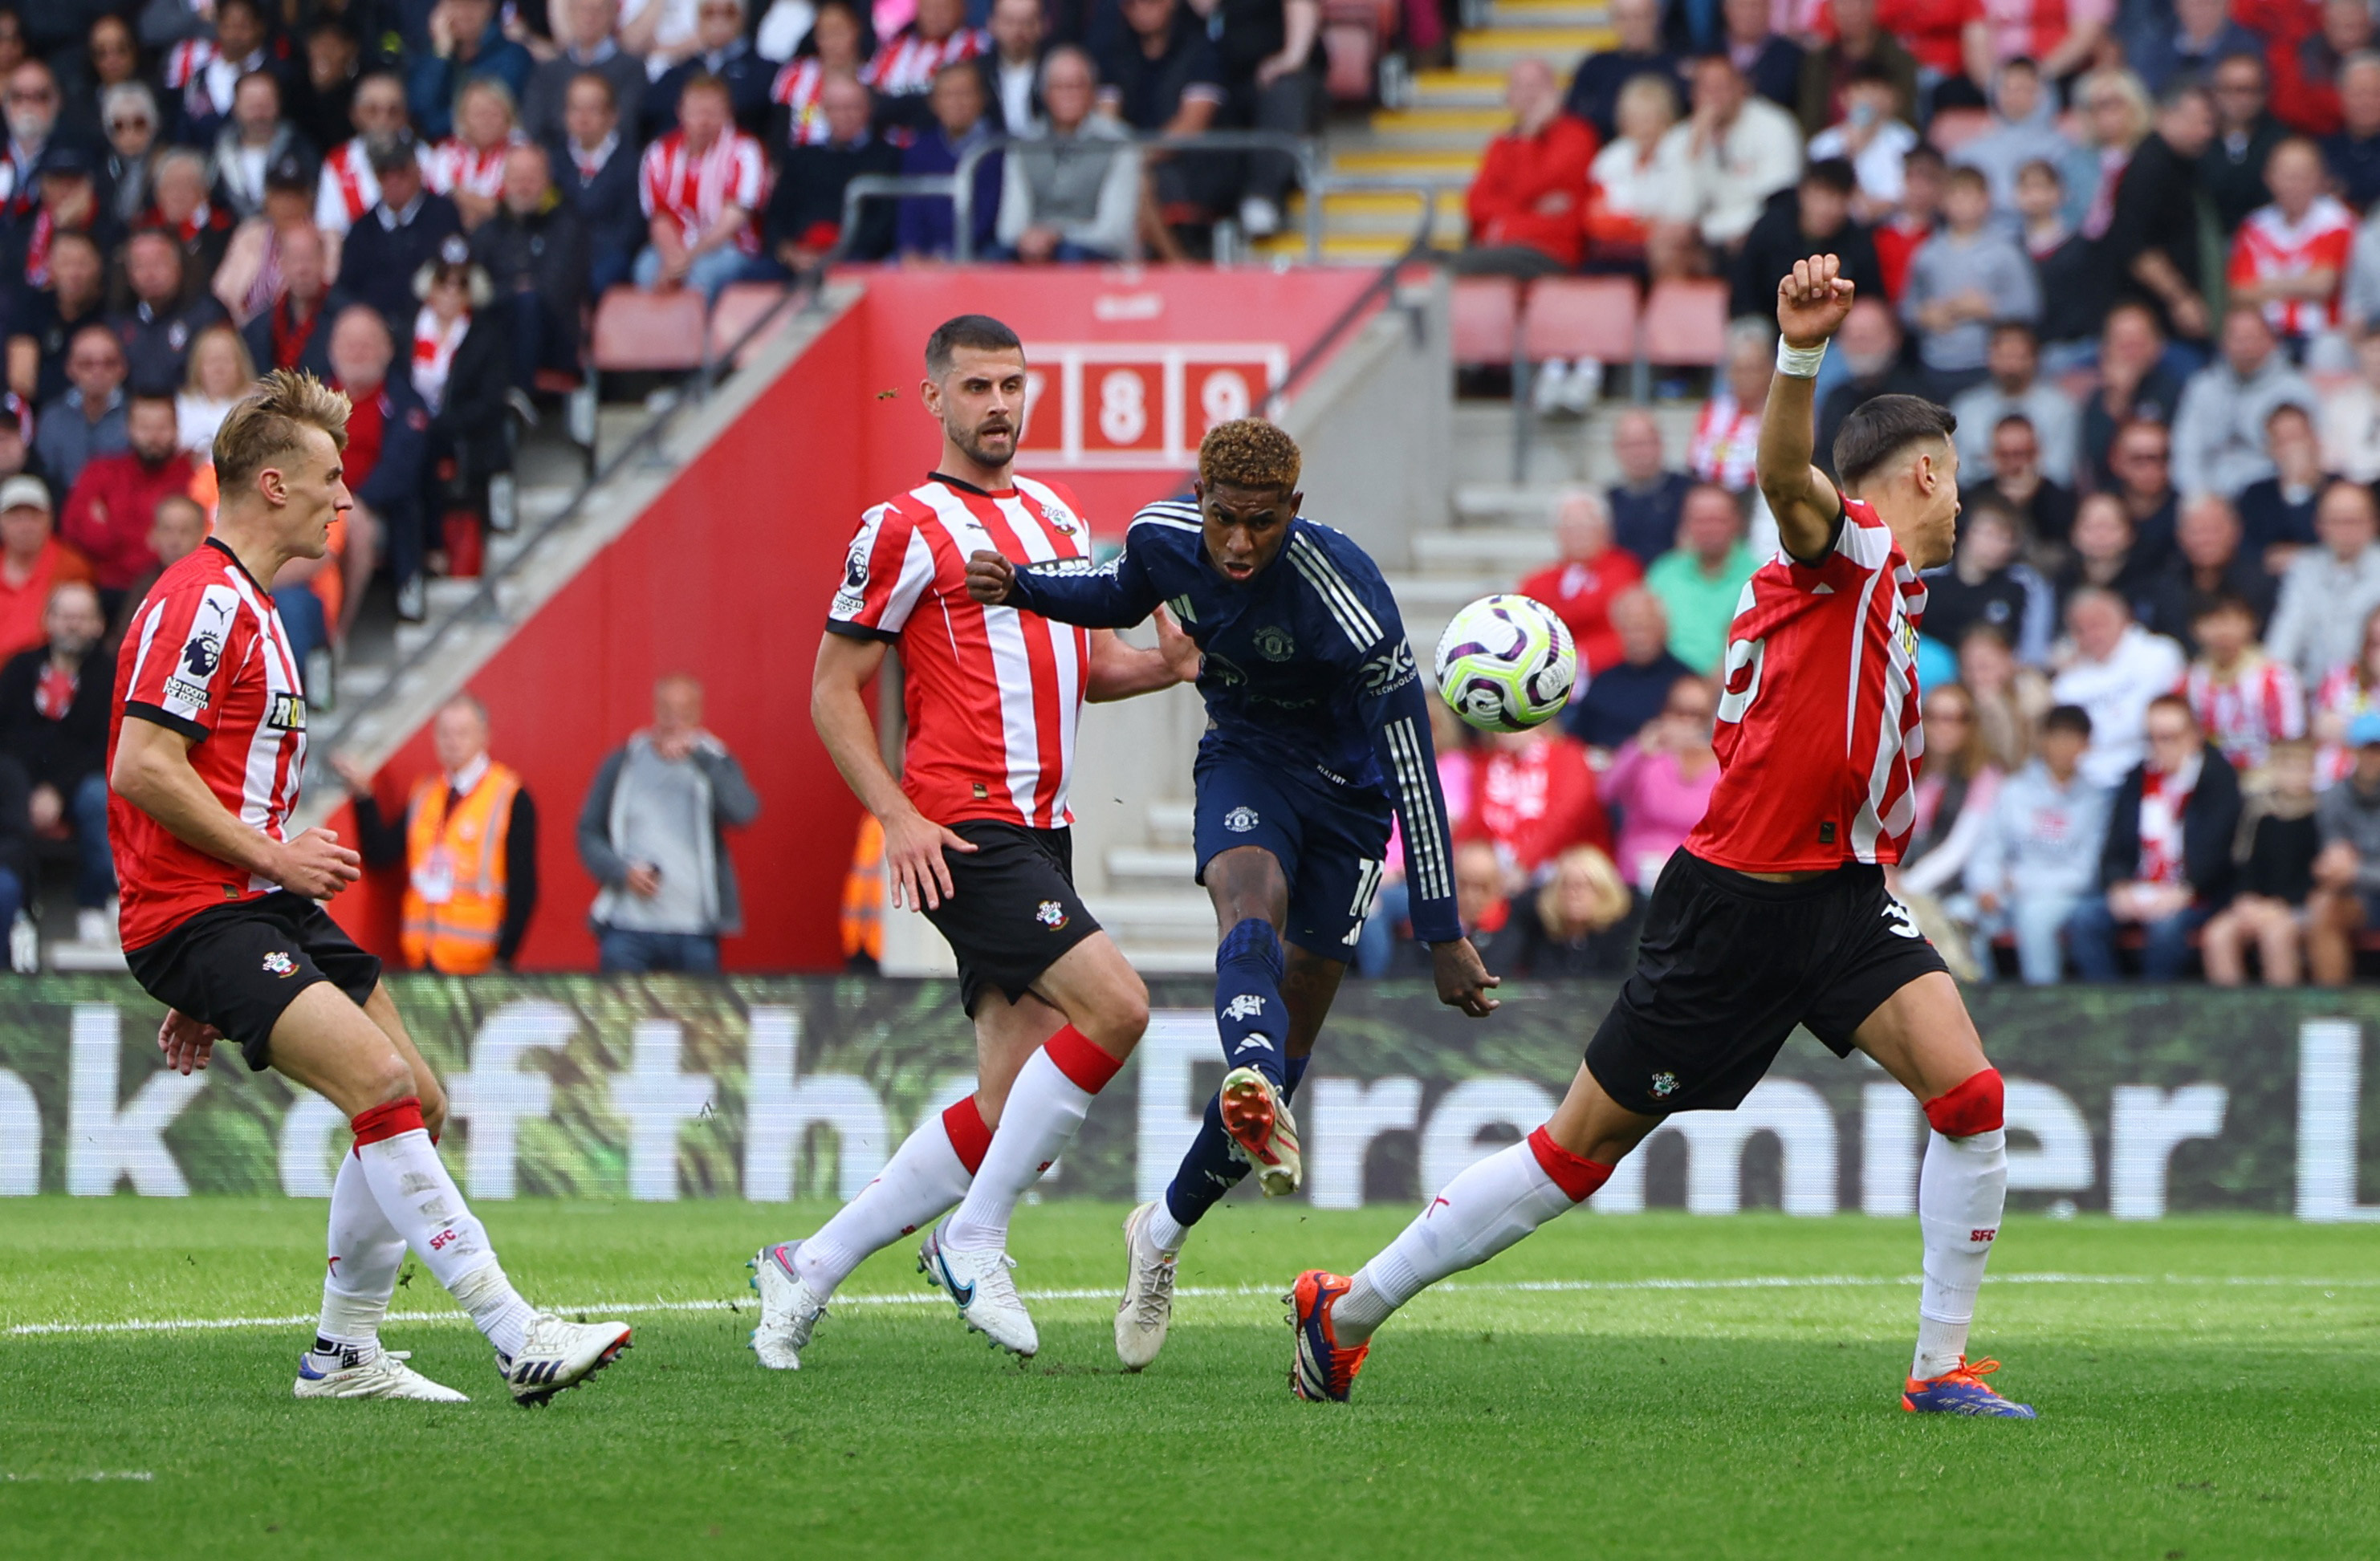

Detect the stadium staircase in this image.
[1258,1,1613,263]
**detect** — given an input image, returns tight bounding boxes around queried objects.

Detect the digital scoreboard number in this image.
[1017,344,1292,469]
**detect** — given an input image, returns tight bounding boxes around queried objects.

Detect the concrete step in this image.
[1107,844,1195,886]
[1113,944,1229,975]
[1329,146,1481,185]
[1455,26,1610,71]
[1454,482,1571,526]
[1288,189,1468,240]
[1385,573,1509,612]
[1084,893,1214,943]
[1409,69,1506,107]
[1147,799,1194,845]
[1361,107,1508,148]
[1486,0,1609,23]
[1411,526,1556,574]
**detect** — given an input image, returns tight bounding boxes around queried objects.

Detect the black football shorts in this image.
[1584,849,1947,1116]
[124,891,384,1072]
[921,821,1101,1016]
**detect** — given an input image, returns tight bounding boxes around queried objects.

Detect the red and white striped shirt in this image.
[1689,393,1760,493]
[639,128,769,252]
[2182,653,2304,774]
[425,134,521,202]
[163,39,262,122]
[869,24,987,96]
[2135,759,2193,888]
[2229,194,2357,337]
[1684,496,1929,871]
[827,474,1094,829]
[108,539,309,950]
[771,58,835,145]
[2312,665,2376,785]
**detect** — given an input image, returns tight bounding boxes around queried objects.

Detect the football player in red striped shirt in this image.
[1289,255,2036,1418]
[113,372,632,1404]
[749,315,1195,1367]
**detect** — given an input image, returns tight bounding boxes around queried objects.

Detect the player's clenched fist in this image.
[1777,252,1856,348]
[271,826,364,900]
[965,549,1016,605]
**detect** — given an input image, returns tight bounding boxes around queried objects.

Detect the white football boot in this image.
[917,1218,1039,1358]
[294,1348,470,1401]
[748,1242,830,1370]
[498,1315,633,1404]
[1113,1201,1179,1372]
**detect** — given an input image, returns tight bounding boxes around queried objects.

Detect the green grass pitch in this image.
[3,1197,2376,1559]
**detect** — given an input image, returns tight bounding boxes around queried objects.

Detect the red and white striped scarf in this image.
[412,306,469,414]
[427,135,518,201]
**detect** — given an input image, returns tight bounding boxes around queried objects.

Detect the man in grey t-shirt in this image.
[578,674,760,972]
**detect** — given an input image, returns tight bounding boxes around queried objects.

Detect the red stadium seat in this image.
[1927,107,1993,154]
[708,281,793,367]
[1520,275,1642,365]
[1321,0,1397,102]
[1451,275,1521,365]
[591,286,708,373]
[1640,278,1727,367]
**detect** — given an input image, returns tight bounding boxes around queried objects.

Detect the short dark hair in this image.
[925,314,1023,376]
[2043,704,2093,738]
[2001,55,2040,76]
[1987,319,2037,346]
[1833,394,1957,494]
[2191,591,2257,623]
[1803,157,1857,196]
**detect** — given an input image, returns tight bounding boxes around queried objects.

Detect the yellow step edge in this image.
[1369,108,1511,132]
[1253,234,1466,258]
[1332,148,1484,170]
[1455,26,1615,47]
[1288,191,1433,214]
[1413,70,1507,89]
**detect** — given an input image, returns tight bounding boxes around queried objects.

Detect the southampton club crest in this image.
[1035,900,1068,931]
[1223,806,1259,834]
[1649,1071,1679,1100]
[262,950,297,977]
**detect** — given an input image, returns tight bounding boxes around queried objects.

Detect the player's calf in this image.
[1906,1067,2024,1414]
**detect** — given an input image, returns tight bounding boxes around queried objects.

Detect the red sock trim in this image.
[1043,1024,1126,1094]
[1527,1126,1614,1203]
[350,1096,425,1148]
[1923,1067,2004,1136]
[941,1096,992,1175]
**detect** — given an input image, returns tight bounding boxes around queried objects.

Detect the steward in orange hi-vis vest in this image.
[400,761,523,974]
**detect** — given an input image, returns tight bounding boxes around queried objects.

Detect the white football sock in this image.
[942,1044,1104,1255]
[1913,1127,2008,1379]
[1145,1199,1190,1254]
[313,1148,406,1363]
[792,1107,980,1295]
[353,1124,535,1360]
[1335,1140,1582,1344]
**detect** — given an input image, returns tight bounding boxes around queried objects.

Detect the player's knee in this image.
[1922,1067,2004,1137]
[1096,976,1150,1055]
[417,1077,450,1140]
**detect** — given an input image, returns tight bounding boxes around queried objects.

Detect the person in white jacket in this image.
[1964,705,2113,982]
[1648,53,1802,253]
[2051,588,2188,788]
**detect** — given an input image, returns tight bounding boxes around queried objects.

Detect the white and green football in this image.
[1433,594,1578,734]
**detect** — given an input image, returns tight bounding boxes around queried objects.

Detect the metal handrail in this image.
[1263,176,1440,417]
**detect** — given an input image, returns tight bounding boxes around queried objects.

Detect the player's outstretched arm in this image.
[965,543,1162,629]
[1758,254,1853,566]
[812,632,978,911]
[111,717,360,900]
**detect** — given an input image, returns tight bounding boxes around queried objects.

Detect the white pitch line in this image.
[7,1272,2377,1339]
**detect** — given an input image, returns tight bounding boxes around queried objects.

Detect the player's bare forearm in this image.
[810,633,917,823]
[1760,254,1852,565]
[1084,610,1198,701]
[111,717,287,882]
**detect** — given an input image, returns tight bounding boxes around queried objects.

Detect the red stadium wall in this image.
[325,266,1384,970]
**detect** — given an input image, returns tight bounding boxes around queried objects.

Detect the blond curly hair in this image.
[1198,418,1300,494]
[214,369,350,495]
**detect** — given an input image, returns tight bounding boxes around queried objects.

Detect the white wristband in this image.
[1776,339,1828,378]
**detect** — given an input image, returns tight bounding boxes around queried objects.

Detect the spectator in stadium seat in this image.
[2011,159,2101,367]
[1815,299,1927,477]
[993,48,1137,262]
[1644,482,1756,674]
[1098,0,1226,238]
[328,303,430,625]
[1686,319,1770,495]
[2066,693,2241,982]
[1564,0,1679,141]
[1891,681,2003,978]
[2312,606,2380,791]
[2201,49,2286,236]
[1605,406,1693,566]
[100,85,163,234]
[1597,671,1718,895]
[214,154,341,328]
[1951,57,2069,216]
[470,144,591,389]
[426,79,531,234]
[110,229,226,392]
[2307,709,2380,982]
[209,71,306,225]
[409,0,536,143]
[239,223,343,378]
[34,324,128,500]
[1979,413,2076,559]
[415,252,514,545]
[2181,591,2304,778]
[874,0,991,140]
[638,72,771,296]
[176,324,254,457]
[1718,0,1800,112]
[1646,52,1802,261]
[2054,492,2186,644]
[0,577,113,942]
[0,478,93,664]
[1454,58,1597,278]
[976,0,1049,139]
[8,147,121,303]
[315,72,422,241]
[1870,144,1942,305]
[2131,0,2262,98]
[553,72,645,296]
[342,132,467,334]
[767,0,876,153]
[527,0,649,151]
[1206,0,1323,241]
[1396,839,1517,973]
[2323,53,2380,213]
[2321,323,2380,485]
[1974,0,2105,104]
[2236,403,2329,568]
[2229,138,2356,366]
[59,392,190,608]
[1515,489,1641,675]
[1950,321,2075,487]
[646,0,774,138]
[1922,499,2054,666]
[2269,0,2373,140]
[1960,620,2052,766]
[1583,71,1679,268]
[6,232,106,411]
[2162,493,2278,643]
[893,63,1003,261]
[1806,63,1916,222]
[580,672,761,974]
[2105,81,2218,352]
[2200,735,2320,986]
[334,693,541,973]
[1965,702,2107,984]
[1730,158,1882,323]
[2054,586,2191,789]
[1900,166,2038,398]
[288,17,363,157]
[1503,843,1640,977]
[1793,0,1916,140]
[2267,478,2380,691]
[161,0,275,146]
[1463,721,1613,884]
[2081,305,2183,490]
[1567,585,1694,750]
[105,492,204,646]
[767,71,901,269]
[2172,308,2316,502]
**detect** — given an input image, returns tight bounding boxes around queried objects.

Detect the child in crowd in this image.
[2200,737,2321,986]
[2181,593,2305,784]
